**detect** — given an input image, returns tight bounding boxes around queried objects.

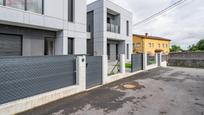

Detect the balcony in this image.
[107,23,120,33]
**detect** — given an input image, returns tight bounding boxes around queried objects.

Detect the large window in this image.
[3,0,43,14]
[27,0,43,14]
[6,0,25,10]
[68,0,74,22]
[68,38,74,55]
[0,0,4,5]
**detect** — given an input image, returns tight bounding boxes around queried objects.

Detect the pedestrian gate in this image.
[86,56,103,88]
[131,53,143,72]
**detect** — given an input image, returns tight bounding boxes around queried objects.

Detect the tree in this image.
[170,45,183,52]
[196,39,204,51]
[188,39,204,51]
[188,44,198,51]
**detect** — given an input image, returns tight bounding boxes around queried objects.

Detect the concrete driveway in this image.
[18,67,204,115]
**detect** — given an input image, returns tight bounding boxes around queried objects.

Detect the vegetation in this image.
[125,63,132,69]
[188,39,204,51]
[170,45,183,52]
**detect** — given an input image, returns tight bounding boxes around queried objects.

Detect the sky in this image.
[87,0,204,50]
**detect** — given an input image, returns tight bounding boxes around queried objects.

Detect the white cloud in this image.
[87,0,204,49]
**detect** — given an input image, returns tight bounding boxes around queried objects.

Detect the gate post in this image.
[76,55,86,91]
[102,55,108,84]
[156,53,162,66]
[143,53,147,70]
[120,54,125,74]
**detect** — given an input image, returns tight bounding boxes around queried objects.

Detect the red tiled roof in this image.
[133,34,171,41]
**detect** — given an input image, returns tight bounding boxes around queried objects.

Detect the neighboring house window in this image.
[68,0,74,22]
[158,43,161,48]
[27,0,44,14]
[136,43,141,48]
[149,43,151,48]
[166,44,168,48]
[6,0,25,10]
[163,43,165,48]
[152,43,154,48]
[126,21,129,36]
[68,37,74,54]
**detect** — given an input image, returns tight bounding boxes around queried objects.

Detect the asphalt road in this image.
[18,67,204,115]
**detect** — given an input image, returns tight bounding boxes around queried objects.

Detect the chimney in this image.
[145,33,148,37]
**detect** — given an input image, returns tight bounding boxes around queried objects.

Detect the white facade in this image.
[87,0,133,61]
[0,0,87,56]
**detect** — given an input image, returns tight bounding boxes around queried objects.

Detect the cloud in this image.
[87,0,204,49]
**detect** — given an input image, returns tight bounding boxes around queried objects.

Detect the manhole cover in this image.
[120,82,145,90]
[123,84,136,89]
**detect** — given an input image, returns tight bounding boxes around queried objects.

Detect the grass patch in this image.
[125,63,132,69]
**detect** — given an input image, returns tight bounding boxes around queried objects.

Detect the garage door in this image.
[0,34,22,56]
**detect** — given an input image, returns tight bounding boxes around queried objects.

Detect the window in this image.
[3,0,43,14]
[44,38,55,56]
[68,38,74,54]
[158,43,161,48]
[68,0,74,22]
[0,0,4,5]
[126,21,129,36]
[166,44,168,48]
[6,0,25,10]
[27,0,43,14]
[127,44,129,59]
[149,43,151,47]
[162,43,165,48]
[116,44,119,60]
[136,43,141,48]
[152,43,154,48]
[107,44,110,60]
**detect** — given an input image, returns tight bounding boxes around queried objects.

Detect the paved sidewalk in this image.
[18,67,204,115]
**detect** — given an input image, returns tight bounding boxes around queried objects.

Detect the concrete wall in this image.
[0,0,87,55]
[87,0,132,61]
[168,52,204,68]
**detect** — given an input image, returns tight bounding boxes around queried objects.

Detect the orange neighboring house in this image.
[133,33,171,56]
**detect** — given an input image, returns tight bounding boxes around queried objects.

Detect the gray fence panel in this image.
[131,54,143,72]
[162,55,168,62]
[0,56,76,104]
[86,56,102,88]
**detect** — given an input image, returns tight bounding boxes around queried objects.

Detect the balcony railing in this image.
[107,23,120,33]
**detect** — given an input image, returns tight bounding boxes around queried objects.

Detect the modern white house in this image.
[87,0,133,61]
[0,0,87,56]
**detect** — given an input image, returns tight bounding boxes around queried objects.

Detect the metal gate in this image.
[0,56,76,104]
[86,56,102,88]
[131,53,143,72]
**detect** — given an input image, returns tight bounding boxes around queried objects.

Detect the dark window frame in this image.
[68,0,75,22]
[0,33,23,56]
[68,37,74,55]
[126,20,129,36]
